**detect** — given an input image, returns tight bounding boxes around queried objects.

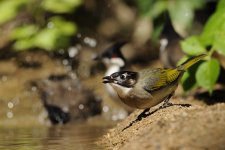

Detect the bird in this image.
[102,54,206,110]
[94,41,135,119]
[94,41,129,98]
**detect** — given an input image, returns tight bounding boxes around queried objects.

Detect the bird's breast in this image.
[118,82,179,109]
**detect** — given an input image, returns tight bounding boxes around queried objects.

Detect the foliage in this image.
[0,0,82,51]
[136,0,223,93]
[135,0,204,38]
[0,0,28,24]
[180,0,225,93]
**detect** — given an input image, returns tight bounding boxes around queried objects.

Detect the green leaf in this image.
[147,1,167,19]
[50,17,77,36]
[10,24,38,40]
[168,1,193,37]
[13,38,34,51]
[196,59,220,93]
[33,28,60,50]
[168,0,204,37]
[33,27,72,50]
[199,0,225,56]
[177,56,189,66]
[213,29,225,56]
[181,36,206,55]
[216,0,225,12]
[200,9,225,46]
[42,0,82,13]
[135,0,154,16]
[0,0,27,24]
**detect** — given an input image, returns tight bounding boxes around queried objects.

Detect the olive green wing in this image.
[142,68,181,92]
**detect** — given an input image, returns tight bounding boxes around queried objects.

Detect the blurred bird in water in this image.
[159,16,184,68]
[94,41,133,119]
[103,54,206,113]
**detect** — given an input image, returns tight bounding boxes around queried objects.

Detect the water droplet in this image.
[62,106,69,112]
[118,112,127,120]
[83,37,97,47]
[2,76,7,82]
[7,111,13,118]
[68,47,79,58]
[8,102,14,109]
[68,72,77,80]
[31,86,37,92]
[62,59,69,65]
[103,106,109,112]
[78,104,84,110]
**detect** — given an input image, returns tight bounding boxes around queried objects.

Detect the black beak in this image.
[102,76,114,84]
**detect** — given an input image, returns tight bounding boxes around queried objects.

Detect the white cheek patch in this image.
[110,58,125,67]
[111,83,132,95]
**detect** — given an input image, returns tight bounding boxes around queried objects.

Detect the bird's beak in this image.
[102,76,114,84]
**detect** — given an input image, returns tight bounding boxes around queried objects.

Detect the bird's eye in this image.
[120,74,126,80]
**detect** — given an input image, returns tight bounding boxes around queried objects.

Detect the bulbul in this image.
[103,54,206,109]
[94,41,128,98]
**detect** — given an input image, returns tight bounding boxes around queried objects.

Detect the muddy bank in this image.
[100,98,225,150]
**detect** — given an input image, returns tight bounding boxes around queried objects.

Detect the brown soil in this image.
[100,98,225,150]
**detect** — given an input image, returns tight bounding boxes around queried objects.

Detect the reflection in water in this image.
[0,123,111,150]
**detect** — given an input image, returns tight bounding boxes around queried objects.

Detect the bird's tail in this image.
[177,54,207,71]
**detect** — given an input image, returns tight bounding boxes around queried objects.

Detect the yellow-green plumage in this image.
[141,54,207,92]
[106,54,207,109]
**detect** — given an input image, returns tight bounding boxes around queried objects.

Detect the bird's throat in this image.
[110,83,132,99]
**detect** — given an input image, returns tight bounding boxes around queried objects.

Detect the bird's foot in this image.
[160,102,173,109]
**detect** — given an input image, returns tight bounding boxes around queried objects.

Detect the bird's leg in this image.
[160,92,174,108]
[137,108,150,121]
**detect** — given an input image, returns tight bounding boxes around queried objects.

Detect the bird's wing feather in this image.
[143,68,180,92]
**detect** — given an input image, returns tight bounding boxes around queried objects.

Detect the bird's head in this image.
[93,41,127,68]
[103,71,138,88]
